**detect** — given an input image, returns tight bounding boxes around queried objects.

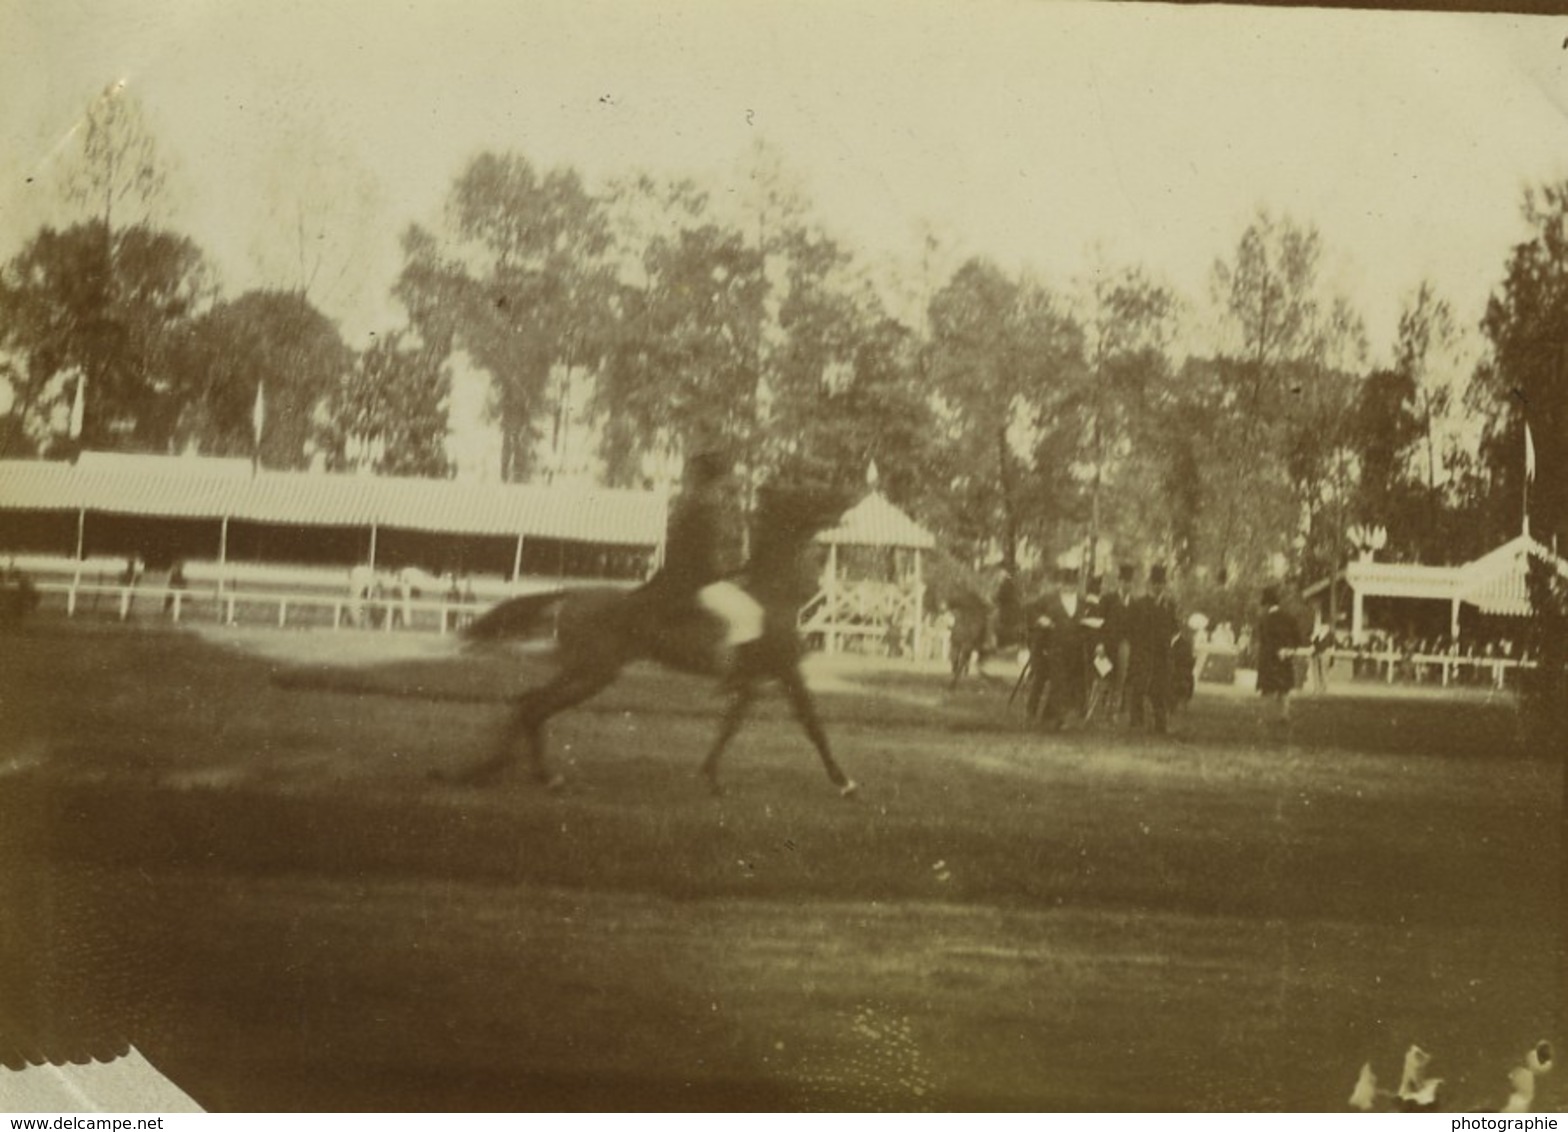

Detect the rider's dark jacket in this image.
[659,487,724,597]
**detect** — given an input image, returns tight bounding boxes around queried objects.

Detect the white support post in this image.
[513,534,525,583]
[279,600,288,629]
[912,549,924,662]
[1351,586,1365,645]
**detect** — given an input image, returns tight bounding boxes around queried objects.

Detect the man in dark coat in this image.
[1126,563,1179,734]
[1098,563,1136,720]
[1022,599,1054,722]
[1040,565,1087,728]
[638,450,757,671]
[1256,585,1303,729]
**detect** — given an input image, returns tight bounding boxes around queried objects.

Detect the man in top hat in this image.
[1040,564,1088,728]
[1099,563,1137,720]
[1126,563,1179,734]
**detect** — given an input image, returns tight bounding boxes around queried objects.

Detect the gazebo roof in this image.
[815,491,935,550]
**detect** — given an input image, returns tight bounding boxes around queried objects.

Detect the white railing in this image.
[25,579,630,634]
[1321,646,1532,689]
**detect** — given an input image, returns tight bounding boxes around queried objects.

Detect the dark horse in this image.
[444,483,858,797]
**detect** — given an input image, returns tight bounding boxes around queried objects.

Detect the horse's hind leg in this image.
[777,663,857,798]
[698,680,756,795]
[448,666,617,788]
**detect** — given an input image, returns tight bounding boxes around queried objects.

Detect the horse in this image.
[947,597,1024,691]
[442,483,858,797]
[947,601,991,688]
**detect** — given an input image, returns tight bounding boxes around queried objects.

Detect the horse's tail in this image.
[463,590,570,643]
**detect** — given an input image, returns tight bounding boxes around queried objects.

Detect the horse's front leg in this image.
[699,679,755,795]
[777,661,857,798]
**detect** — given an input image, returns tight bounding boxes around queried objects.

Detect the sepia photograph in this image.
[2,0,1567,1113]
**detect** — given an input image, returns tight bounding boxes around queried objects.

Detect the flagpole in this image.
[1524,420,1536,539]
[252,381,265,476]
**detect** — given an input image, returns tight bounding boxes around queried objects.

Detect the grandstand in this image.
[0,454,667,631]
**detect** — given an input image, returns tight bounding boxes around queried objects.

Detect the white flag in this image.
[1525,420,1536,482]
[252,381,266,448]
[69,374,85,440]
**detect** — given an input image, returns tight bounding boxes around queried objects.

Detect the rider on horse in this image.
[639,450,764,673]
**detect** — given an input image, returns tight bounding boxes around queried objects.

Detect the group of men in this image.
[1019,562,1185,734]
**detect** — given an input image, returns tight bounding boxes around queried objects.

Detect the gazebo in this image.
[799,490,936,657]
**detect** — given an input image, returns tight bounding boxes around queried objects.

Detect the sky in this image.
[4,0,1568,376]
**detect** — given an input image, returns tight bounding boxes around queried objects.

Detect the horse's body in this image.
[446,486,857,796]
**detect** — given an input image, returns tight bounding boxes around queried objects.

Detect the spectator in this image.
[1,560,38,628]
[1099,564,1137,721]
[163,560,189,619]
[348,563,373,628]
[1309,613,1333,694]
[1126,564,1179,735]
[1257,585,1303,731]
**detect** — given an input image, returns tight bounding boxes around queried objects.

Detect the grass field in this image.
[0,620,1561,1112]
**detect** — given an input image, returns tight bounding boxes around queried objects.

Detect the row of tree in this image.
[1,85,1564,598]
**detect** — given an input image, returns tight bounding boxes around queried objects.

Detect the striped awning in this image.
[816,491,935,550]
[0,458,666,547]
[1336,534,1568,618]
[1457,534,1568,617]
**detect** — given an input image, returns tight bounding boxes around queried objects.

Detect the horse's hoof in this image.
[839,780,859,799]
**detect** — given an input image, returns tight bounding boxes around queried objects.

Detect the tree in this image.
[62,81,170,234]
[0,221,213,457]
[394,153,617,482]
[1473,180,1568,548]
[926,259,1085,571]
[790,316,938,507]
[1208,210,1367,585]
[1393,281,1467,559]
[596,215,766,483]
[1068,260,1179,578]
[1351,367,1424,551]
[318,330,452,477]
[171,290,351,468]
